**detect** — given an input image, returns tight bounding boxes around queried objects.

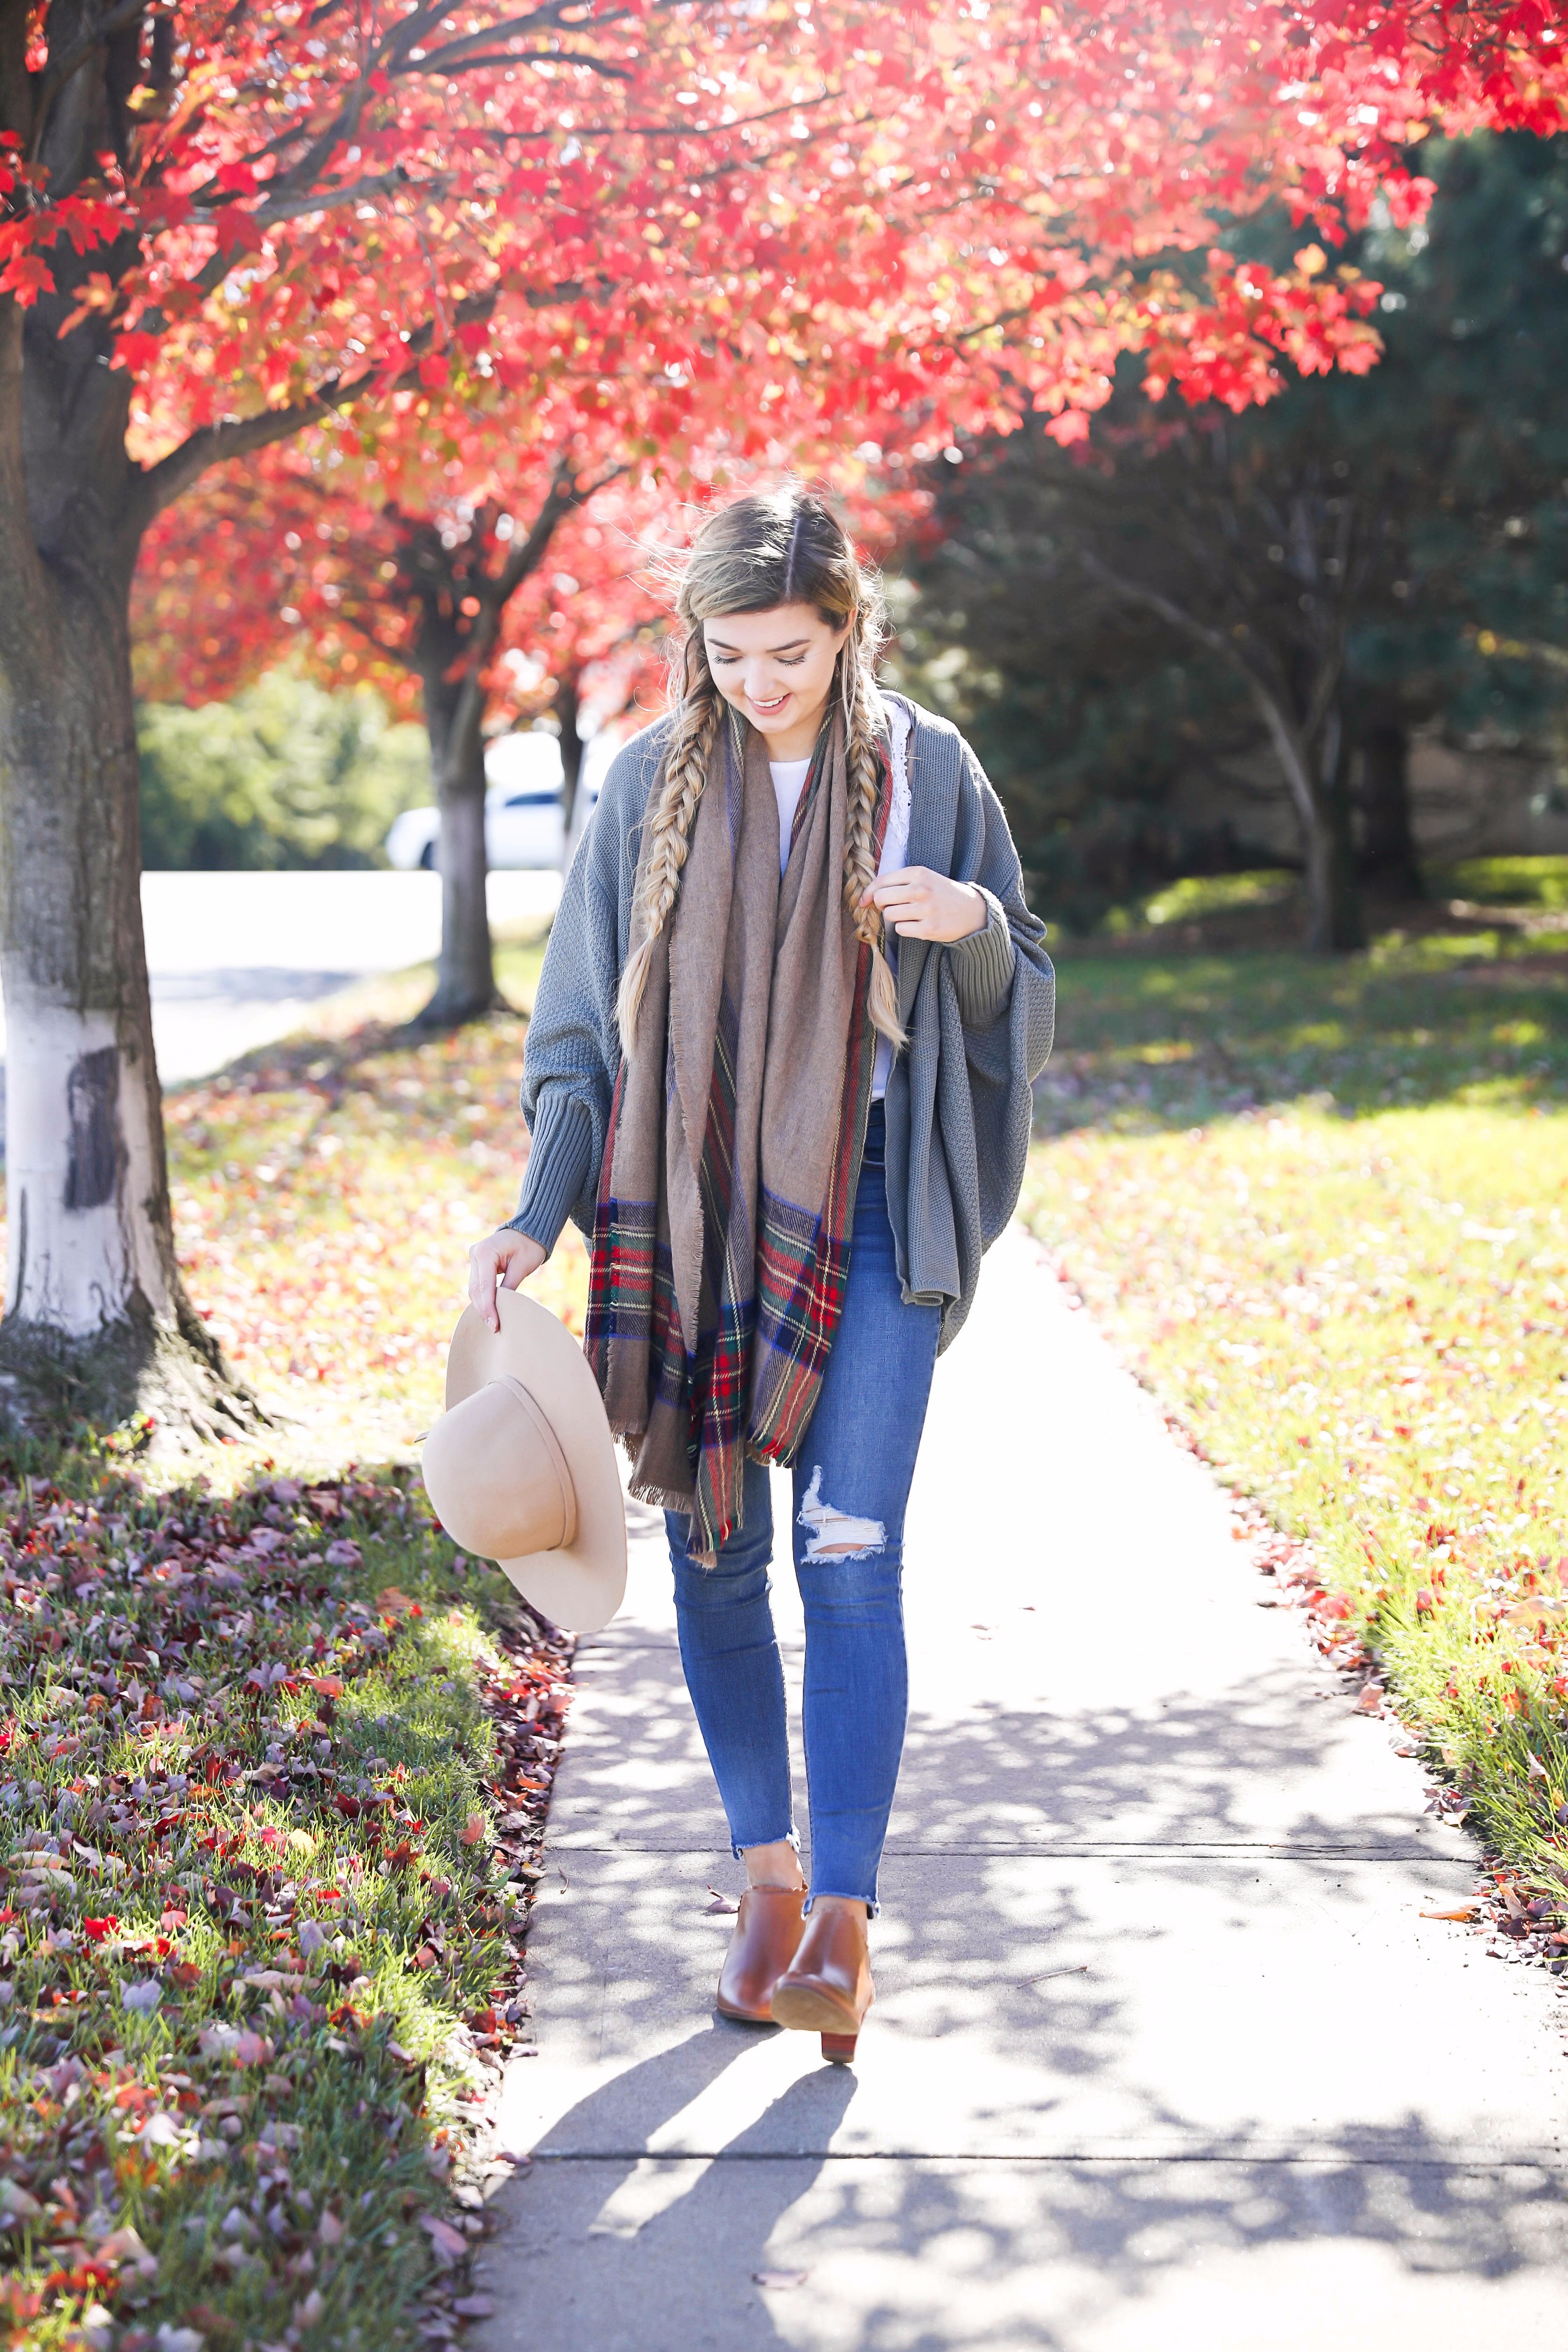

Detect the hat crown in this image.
[422,1376,578,1564]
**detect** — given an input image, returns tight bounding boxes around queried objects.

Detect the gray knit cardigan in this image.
[507,694,1055,1351]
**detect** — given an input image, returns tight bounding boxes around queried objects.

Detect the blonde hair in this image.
[617,486,904,1054]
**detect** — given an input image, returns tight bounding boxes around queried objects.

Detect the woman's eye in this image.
[710,652,808,668]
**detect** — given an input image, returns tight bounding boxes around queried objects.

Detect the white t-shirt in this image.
[769,756,813,876]
[769,701,913,1102]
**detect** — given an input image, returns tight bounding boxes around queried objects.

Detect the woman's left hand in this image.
[860,867,988,943]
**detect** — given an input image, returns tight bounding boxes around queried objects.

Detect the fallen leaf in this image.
[97,2224,153,2266]
[304,1675,344,1700]
[419,2213,468,2262]
[1502,1597,1568,1626]
[1420,1907,1478,1922]
[454,2295,496,2317]
[460,1814,486,1847]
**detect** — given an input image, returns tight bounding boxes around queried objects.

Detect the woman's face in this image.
[702,602,847,755]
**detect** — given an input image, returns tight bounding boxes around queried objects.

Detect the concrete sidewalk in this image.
[472,1226,1568,2350]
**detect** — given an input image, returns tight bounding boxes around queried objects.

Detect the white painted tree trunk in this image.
[3,998,173,1333]
[0,376,240,1432]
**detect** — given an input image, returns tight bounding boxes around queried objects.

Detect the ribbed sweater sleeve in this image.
[504,1088,595,1252]
[944,888,1015,1028]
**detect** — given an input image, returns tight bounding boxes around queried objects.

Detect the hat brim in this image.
[442,1291,627,1634]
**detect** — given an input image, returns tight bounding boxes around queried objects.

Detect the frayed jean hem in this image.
[804,1889,879,1919]
[731,1827,801,1863]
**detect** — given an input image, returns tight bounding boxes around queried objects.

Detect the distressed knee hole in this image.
[798,1464,886,1561]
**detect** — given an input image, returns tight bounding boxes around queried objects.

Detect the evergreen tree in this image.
[904,132,1568,943]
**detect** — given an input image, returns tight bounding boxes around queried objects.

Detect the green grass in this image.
[0,958,577,2350]
[1033,919,1568,1132]
[1434,853,1568,910]
[1107,867,1296,933]
[1025,916,1568,1902]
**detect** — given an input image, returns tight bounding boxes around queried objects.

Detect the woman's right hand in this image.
[468,1228,548,1332]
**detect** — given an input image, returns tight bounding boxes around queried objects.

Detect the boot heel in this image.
[820,2032,858,2064]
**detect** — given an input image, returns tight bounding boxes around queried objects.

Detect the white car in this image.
[385,729,613,872]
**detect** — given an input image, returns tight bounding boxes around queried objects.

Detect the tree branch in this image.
[127,290,496,532]
[1074,546,1322,836]
[492,457,622,603]
[27,0,148,163]
[401,45,631,78]
[441,457,622,757]
[318,597,423,673]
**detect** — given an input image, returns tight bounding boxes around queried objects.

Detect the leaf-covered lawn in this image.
[161,939,589,1463]
[1024,918,1568,1917]
[0,1469,568,2351]
[1,951,590,2350]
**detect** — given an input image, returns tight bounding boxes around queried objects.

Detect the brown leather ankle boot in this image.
[716,1886,807,2024]
[769,1900,873,2062]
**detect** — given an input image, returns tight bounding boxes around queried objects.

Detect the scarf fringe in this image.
[626,1473,701,1517]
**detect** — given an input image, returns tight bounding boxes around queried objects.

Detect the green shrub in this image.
[138,673,431,872]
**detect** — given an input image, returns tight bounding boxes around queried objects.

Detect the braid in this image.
[839,626,906,1051]
[616,634,722,1051]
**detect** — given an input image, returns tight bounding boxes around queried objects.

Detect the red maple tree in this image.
[137,450,689,1017]
[2,0,1563,1430]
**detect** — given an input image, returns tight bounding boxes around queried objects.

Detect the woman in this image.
[466,487,1054,2062]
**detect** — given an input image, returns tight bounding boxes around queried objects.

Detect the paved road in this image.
[472,1225,1568,2351]
[0,869,561,1097]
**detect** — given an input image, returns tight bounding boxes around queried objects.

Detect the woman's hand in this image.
[467,1228,547,1333]
[860,866,987,944]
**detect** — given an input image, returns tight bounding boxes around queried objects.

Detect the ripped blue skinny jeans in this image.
[666,1103,941,1914]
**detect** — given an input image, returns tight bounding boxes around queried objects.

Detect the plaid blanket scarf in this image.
[585,704,888,1562]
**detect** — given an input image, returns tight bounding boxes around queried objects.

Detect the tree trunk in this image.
[1357,714,1424,898]
[1303,792,1366,953]
[418,662,496,1026]
[1306,712,1366,953]
[1252,691,1364,954]
[0,381,256,1440]
[395,482,589,1026]
[556,669,584,825]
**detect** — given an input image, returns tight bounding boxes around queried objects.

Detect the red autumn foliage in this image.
[13,1,1561,514]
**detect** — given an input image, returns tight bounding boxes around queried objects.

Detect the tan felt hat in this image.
[422,1289,626,1634]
